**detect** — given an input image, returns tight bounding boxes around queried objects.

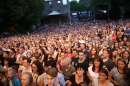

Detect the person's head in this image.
[79,81,87,86]
[72,49,78,57]
[19,56,26,65]
[78,51,85,60]
[99,68,108,82]
[102,49,110,59]
[114,42,119,48]
[60,52,65,59]
[21,72,33,86]
[117,58,127,70]
[93,56,103,72]
[0,68,6,77]
[4,58,12,67]
[3,51,10,58]
[31,60,44,75]
[19,47,25,54]
[66,48,72,53]
[122,50,130,60]
[23,58,31,67]
[44,60,56,70]
[80,43,86,50]
[126,41,130,47]
[112,49,118,57]
[7,69,16,80]
[46,68,58,86]
[76,64,85,77]
[61,58,71,68]
[10,48,16,54]
[26,52,32,58]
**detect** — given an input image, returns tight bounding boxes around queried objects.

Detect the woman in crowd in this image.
[67,64,90,86]
[26,52,32,59]
[37,48,44,63]
[88,56,103,82]
[92,68,114,86]
[9,48,16,65]
[110,58,128,86]
[88,47,98,66]
[122,50,130,68]
[3,58,12,70]
[65,48,73,59]
[31,60,44,86]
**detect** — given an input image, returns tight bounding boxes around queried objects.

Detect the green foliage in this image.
[70,0,87,11]
[0,0,44,33]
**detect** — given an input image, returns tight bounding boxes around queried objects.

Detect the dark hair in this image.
[12,65,19,72]
[122,50,130,66]
[76,64,85,71]
[10,48,16,53]
[79,81,87,86]
[103,49,110,55]
[23,58,31,64]
[45,60,56,68]
[89,47,98,59]
[4,58,12,67]
[46,68,57,77]
[32,60,44,75]
[100,68,108,76]
[3,51,10,55]
[92,56,103,72]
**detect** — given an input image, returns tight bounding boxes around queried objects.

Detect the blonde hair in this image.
[61,58,71,67]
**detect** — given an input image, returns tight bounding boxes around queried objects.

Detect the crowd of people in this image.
[0,19,130,86]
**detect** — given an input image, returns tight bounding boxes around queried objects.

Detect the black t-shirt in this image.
[70,75,90,86]
[103,58,115,71]
[74,59,89,72]
[71,57,78,64]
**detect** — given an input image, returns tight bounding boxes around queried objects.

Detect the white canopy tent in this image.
[48,11,61,15]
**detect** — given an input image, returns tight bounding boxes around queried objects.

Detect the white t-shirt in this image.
[88,66,99,80]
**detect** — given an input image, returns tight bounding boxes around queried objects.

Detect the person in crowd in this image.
[125,68,130,86]
[78,43,89,58]
[26,51,32,59]
[3,51,10,58]
[15,47,26,64]
[87,56,103,82]
[92,68,114,86]
[57,52,66,73]
[0,48,4,67]
[74,51,89,75]
[43,60,65,86]
[3,58,12,69]
[65,48,73,59]
[0,68,7,86]
[19,58,32,74]
[102,49,115,71]
[110,58,128,86]
[37,48,44,63]
[9,48,16,65]
[110,49,120,65]
[67,64,90,86]
[7,69,21,86]
[61,57,76,81]
[71,49,78,66]
[122,50,130,68]
[46,68,60,86]
[21,72,34,86]
[31,60,44,86]
[88,47,98,66]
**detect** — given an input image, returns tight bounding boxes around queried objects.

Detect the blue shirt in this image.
[13,76,21,86]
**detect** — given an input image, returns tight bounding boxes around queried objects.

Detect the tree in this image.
[70,0,87,11]
[0,0,44,33]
